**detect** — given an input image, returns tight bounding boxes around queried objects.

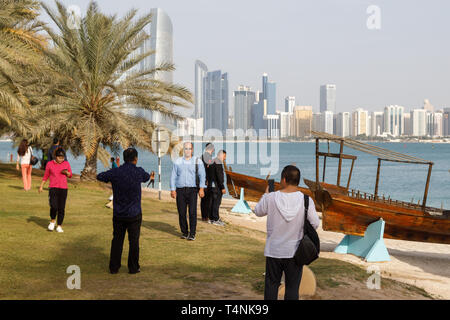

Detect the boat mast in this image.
[423,163,433,209]
[315,138,320,184]
[337,140,344,186]
[374,158,382,200]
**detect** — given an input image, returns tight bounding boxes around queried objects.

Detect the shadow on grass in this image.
[27,216,50,230]
[8,185,25,190]
[142,220,180,237]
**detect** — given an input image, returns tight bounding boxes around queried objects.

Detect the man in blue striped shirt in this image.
[170,142,206,241]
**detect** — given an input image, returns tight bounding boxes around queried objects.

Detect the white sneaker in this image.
[48,222,55,231]
[56,226,64,233]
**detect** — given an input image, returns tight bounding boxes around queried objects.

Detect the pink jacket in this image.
[42,160,72,189]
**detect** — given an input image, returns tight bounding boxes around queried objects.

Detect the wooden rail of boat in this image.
[305,131,450,245]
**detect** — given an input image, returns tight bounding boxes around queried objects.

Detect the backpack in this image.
[293,194,320,266]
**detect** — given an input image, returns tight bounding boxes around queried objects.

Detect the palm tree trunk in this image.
[80,143,99,181]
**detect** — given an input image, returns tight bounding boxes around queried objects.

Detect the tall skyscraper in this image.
[411,109,427,136]
[266,82,276,115]
[234,85,256,132]
[336,112,350,137]
[423,99,434,112]
[351,108,369,136]
[262,73,268,100]
[291,106,313,137]
[443,108,450,136]
[371,111,384,136]
[320,84,336,113]
[384,105,404,136]
[433,112,443,137]
[404,113,412,136]
[323,111,334,134]
[194,60,208,119]
[264,114,280,138]
[204,70,229,134]
[139,8,174,125]
[279,112,292,138]
[252,91,266,132]
[262,73,276,115]
[285,96,296,113]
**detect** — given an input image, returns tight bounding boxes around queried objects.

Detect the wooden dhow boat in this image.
[224,131,450,244]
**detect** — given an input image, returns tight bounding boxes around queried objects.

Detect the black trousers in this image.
[49,188,68,225]
[200,188,211,220]
[208,187,223,221]
[147,179,155,188]
[110,214,142,273]
[264,257,303,300]
[176,187,198,236]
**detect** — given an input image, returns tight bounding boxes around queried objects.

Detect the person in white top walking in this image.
[255,165,320,300]
[16,139,33,191]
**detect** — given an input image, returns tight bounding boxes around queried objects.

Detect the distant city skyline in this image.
[41,0,450,116]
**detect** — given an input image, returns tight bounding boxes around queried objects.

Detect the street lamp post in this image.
[155,127,167,200]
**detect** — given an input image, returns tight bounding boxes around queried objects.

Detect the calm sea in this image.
[1,140,449,209]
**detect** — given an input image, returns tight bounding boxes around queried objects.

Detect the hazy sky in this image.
[40,0,450,116]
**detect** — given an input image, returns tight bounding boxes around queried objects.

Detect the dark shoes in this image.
[187,234,195,241]
[129,269,140,274]
[110,269,119,274]
[180,234,188,239]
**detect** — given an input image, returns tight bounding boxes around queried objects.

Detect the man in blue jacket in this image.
[97,148,150,274]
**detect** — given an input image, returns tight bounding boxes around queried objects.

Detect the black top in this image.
[47,144,67,161]
[97,163,150,217]
[205,158,225,190]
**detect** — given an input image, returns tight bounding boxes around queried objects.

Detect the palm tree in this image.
[37,1,192,180]
[0,0,47,136]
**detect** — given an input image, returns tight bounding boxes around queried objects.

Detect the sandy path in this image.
[142,188,450,299]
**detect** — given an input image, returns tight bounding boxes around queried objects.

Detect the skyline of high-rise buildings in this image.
[187,58,450,139]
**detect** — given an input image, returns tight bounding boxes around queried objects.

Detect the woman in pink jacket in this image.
[39,148,72,233]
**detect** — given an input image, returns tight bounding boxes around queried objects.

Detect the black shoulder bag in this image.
[294,194,320,266]
[195,157,200,190]
[29,147,39,166]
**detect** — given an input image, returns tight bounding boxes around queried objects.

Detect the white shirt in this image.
[18,146,32,165]
[255,191,320,259]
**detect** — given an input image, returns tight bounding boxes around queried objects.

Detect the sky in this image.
[40,0,450,116]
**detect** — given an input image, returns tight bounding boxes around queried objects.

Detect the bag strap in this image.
[303,193,309,226]
[195,157,199,188]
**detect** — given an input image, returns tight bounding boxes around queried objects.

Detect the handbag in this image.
[29,147,39,166]
[294,194,320,266]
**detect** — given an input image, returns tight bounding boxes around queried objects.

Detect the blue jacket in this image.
[97,163,150,217]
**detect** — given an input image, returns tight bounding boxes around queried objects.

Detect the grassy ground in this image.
[0,163,432,299]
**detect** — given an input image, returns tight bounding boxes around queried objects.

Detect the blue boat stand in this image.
[334,218,390,262]
[231,188,253,214]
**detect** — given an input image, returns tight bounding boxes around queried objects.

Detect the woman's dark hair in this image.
[17,139,28,156]
[281,165,301,186]
[53,147,66,159]
[111,157,115,162]
[123,148,138,163]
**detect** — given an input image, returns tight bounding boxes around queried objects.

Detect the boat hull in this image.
[304,179,450,245]
[225,169,312,203]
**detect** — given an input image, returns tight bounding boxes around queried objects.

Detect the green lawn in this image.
[0,163,433,299]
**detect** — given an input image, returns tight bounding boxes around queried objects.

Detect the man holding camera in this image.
[255,165,320,300]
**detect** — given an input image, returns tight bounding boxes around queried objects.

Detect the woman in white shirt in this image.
[16,139,33,191]
[255,165,320,300]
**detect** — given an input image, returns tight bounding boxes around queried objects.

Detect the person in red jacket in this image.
[39,148,72,233]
